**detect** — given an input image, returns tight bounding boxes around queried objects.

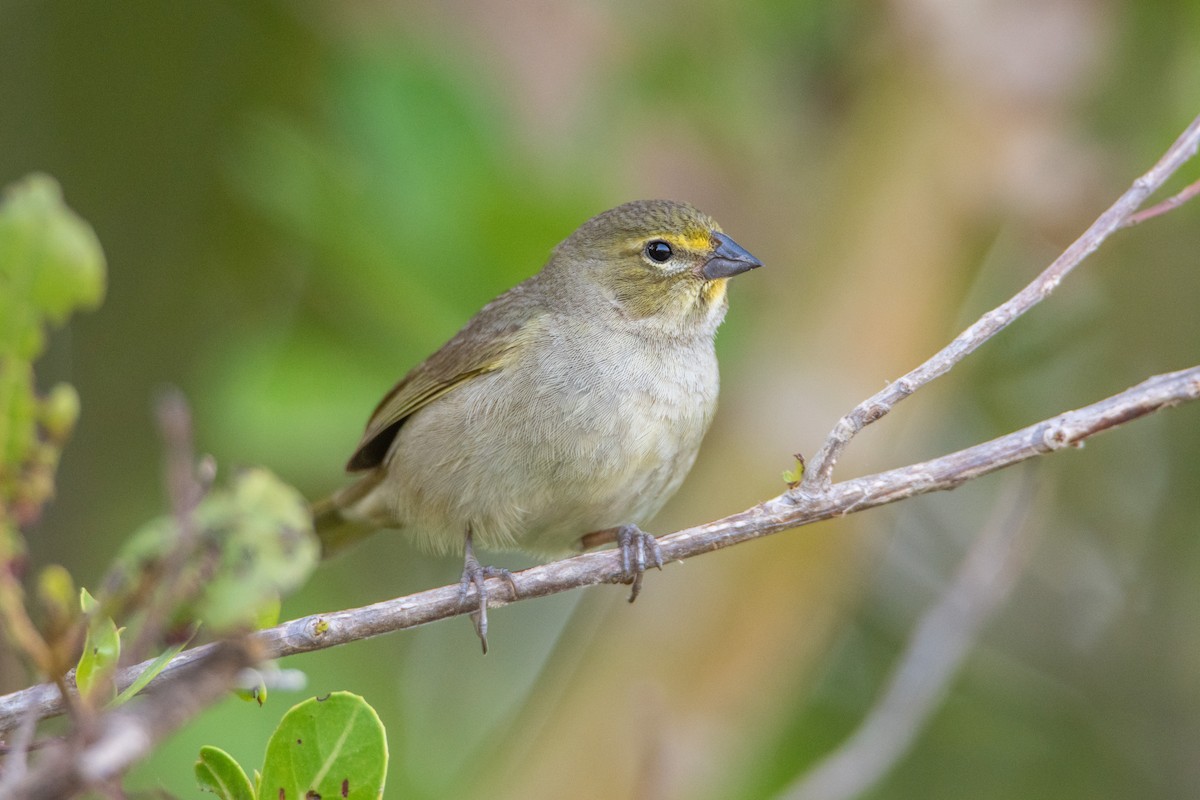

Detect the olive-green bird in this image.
[313,199,761,649]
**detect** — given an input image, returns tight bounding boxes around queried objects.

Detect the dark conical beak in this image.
[701,232,763,280]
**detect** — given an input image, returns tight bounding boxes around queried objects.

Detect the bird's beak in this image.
[700,232,763,280]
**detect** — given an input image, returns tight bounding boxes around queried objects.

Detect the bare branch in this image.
[782,475,1040,800]
[7,640,258,800]
[801,113,1200,489]
[1123,176,1200,227]
[122,389,207,664]
[1,365,1195,732]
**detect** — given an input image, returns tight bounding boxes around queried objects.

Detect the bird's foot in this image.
[616,524,663,603]
[459,536,517,654]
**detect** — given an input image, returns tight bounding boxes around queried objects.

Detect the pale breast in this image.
[382,314,720,556]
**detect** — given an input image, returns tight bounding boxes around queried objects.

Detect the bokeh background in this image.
[2,1,1199,798]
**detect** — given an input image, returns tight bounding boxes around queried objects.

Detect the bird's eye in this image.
[645,240,673,263]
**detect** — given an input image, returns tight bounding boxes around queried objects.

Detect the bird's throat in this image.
[702,278,728,307]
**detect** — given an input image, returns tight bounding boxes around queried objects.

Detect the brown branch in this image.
[800,112,1200,489]
[1,364,1196,733]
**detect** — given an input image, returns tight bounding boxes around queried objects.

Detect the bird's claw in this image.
[460,535,517,654]
[617,525,663,603]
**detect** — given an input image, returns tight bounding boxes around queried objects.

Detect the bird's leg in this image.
[579,526,619,550]
[618,525,664,602]
[573,525,662,599]
[458,528,517,654]
[581,525,664,602]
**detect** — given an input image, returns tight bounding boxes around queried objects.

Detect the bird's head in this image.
[544,200,762,336]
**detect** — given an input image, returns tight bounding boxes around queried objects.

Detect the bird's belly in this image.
[382,351,717,556]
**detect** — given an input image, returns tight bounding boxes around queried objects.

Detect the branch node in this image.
[1038,422,1072,451]
[863,404,889,424]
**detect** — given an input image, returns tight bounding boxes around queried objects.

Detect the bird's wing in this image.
[346,291,543,472]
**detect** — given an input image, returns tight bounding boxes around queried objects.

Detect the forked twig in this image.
[800,114,1200,490]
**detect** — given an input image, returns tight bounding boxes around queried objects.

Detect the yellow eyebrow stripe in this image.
[658,230,715,252]
[623,229,716,257]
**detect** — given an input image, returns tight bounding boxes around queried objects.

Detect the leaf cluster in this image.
[196,692,388,800]
[0,174,335,796]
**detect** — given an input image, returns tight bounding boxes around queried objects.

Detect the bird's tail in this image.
[310,472,385,558]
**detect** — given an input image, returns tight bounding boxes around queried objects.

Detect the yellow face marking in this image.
[702,277,728,305]
[627,230,716,264]
[660,230,715,253]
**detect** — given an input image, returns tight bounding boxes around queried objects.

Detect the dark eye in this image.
[645,240,673,263]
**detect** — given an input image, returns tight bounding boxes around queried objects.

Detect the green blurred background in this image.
[2,1,1199,797]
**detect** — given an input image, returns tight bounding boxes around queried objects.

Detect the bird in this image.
[312,199,762,650]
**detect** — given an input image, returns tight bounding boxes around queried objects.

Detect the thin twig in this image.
[123,390,205,664]
[782,474,1040,800]
[1123,176,1200,226]
[800,113,1200,489]
[1,364,1195,732]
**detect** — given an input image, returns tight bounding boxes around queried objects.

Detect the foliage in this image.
[76,587,121,704]
[198,692,388,800]
[108,467,319,634]
[0,174,105,676]
[0,173,102,530]
[196,745,256,800]
[0,173,322,793]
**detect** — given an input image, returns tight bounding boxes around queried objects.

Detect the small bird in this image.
[313,199,762,649]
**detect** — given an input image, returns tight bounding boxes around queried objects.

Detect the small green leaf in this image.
[36,564,77,635]
[77,612,121,705]
[0,174,106,350]
[79,587,99,615]
[233,667,268,706]
[1,365,36,492]
[196,745,255,800]
[258,692,388,800]
[782,453,806,488]
[111,637,189,708]
[39,383,80,442]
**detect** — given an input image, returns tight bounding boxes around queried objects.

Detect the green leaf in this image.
[196,745,255,800]
[79,586,99,615]
[112,467,319,635]
[233,667,268,706]
[0,363,36,484]
[782,453,806,488]
[36,563,77,635]
[39,382,81,442]
[258,692,388,800]
[0,174,105,518]
[0,174,106,359]
[195,468,320,631]
[76,611,121,705]
[111,637,189,708]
